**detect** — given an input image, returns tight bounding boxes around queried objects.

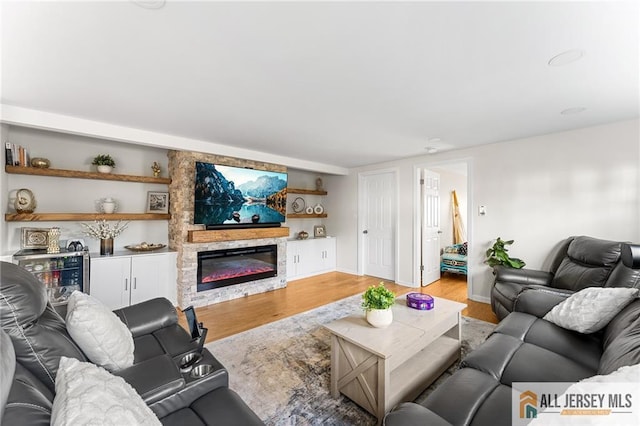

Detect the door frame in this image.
[357,168,400,282]
[413,159,474,297]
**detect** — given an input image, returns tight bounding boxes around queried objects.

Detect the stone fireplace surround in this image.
[168,150,289,308]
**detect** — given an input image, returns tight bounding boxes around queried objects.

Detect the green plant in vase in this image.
[362,282,396,328]
[92,154,116,173]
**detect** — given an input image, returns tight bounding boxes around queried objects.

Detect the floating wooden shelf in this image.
[286,213,328,219]
[188,227,290,243]
[4,213,171,222]
[288,188,327,195]
[5,165,171,184]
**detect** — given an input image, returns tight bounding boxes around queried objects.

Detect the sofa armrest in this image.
[493,265,553,287]
[115,354,185,405]
[513,286,573,318]
[113,297,178,338]
[384,402,452,426]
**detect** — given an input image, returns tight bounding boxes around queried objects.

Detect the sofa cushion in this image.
[0,262,87,391]
[543,287,639,334]
[491,312,602,371]
[65,291,135,371]
[421,368,511,426]
[599,300,640,375]
[51,357,161,426]
[159,387,264,426]
[552,237,620,291]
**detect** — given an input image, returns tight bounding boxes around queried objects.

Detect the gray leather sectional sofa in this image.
[491,235,639,320]
[0,261,263,425]
[384,242,640,426]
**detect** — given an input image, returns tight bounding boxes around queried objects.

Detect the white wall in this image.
[328,119,640,301]
[2,126,170,255]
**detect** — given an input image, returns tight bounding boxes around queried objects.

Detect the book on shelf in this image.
[5,143,30,167]
[5,142,12,166]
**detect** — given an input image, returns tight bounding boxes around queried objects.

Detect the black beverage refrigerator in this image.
[13,248,90,306]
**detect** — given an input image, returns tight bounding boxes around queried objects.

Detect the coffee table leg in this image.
[330,334,339,397]
[377,359,389,424]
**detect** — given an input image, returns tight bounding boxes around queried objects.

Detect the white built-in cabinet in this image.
[90,251,177,310]
[287,237,336,280]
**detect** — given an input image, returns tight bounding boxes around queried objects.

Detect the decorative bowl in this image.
[124,243,166,252]
[30,158,50,168]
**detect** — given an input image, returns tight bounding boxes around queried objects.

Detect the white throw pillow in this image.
[543,287,639,334]
[51,356,161,426]
[66,291,134,371]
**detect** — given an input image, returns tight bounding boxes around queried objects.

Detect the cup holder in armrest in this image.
[179,352,203,373]
[190,364,213,379]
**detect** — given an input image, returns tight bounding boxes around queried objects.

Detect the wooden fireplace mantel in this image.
[187,227,290,243]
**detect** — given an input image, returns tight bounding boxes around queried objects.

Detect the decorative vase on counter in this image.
[100,238,114,256]
[366,308,393,328]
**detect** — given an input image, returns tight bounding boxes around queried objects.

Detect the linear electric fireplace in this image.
[197,244,278,292]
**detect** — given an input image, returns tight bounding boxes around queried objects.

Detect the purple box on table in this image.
[406,293,434,310]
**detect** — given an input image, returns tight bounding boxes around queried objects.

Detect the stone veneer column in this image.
[168,150,288,308]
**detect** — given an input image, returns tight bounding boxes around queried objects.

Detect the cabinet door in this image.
[286,240,301,280]
[130,255,164,306]
[318,238,337,272]
[296,239,318,278]
[90,257,131,310]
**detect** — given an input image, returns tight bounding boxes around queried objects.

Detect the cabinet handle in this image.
[125,278,128,291]
[133,278,137,290]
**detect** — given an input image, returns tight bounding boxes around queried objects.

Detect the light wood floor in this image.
[180,272,499,344]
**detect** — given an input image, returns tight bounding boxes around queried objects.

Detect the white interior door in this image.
[362,171,396,281]
[421,169,441,285]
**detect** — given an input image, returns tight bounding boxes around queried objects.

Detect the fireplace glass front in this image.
[197,245,277,292]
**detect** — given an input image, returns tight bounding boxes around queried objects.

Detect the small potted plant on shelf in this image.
[92,154,116,174]
[361,282,396,328]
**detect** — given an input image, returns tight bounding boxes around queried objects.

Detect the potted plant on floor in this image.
[485,237,526,268]
[92,154,116,174]
[362,282,396,328]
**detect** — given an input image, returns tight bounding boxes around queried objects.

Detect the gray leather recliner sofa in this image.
[491,236,640,320]
[384,243,640,426]
[0,261,263,425]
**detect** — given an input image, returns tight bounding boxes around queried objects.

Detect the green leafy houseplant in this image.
[361,283,396,311]
[91,154,116,168]
[485,237,526,269]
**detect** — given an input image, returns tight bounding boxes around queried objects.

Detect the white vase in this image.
[366,308,393,328]
[101,198,116,214]
[97,165,112,174]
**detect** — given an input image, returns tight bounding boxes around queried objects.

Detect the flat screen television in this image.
[194,162,287,228]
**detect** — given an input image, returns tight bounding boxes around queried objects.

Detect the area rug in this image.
[206,294,496,425]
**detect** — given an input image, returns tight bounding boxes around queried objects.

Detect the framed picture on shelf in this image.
[147,191,169,214]
[314,225,326,238]
[21,227,50,249]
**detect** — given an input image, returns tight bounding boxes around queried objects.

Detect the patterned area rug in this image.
[206,294,496,425]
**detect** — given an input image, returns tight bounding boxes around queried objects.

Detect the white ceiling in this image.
[1,1,638,170]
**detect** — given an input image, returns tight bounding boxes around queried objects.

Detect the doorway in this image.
[358,169,398,281]
[414,161,470,294]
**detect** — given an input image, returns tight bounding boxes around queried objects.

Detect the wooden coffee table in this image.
[324,296,466,423]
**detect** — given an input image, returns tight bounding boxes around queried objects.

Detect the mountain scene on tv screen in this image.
[194,163,287,225]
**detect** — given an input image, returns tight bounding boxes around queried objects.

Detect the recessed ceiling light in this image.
[131,0,165,9]
[560,107,587,115]
[548,49,585,66]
